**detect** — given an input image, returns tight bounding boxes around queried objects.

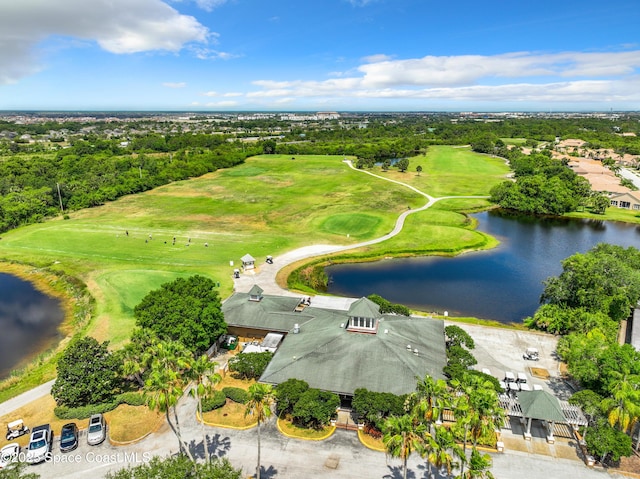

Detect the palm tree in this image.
[120,328,158,388]
[429,425,462,479]
[188,354,221,463]
[602,374,640,434]
[144,340,194,461]
[458,447,495,479]
[245,383,274,479]
[412,374,449,425]
[382,414,427,479]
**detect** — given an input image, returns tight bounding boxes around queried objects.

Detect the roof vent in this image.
[384,329,388,334]
[406,344,412,350]
[340,323,344,328]
[293,324,300,334]
[414,348,419,356]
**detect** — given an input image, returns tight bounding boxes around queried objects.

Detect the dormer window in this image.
[248,284,264,302]
[348,316,377,331]
[346,297,381,333]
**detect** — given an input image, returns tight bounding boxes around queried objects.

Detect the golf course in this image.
[0,146,509,394]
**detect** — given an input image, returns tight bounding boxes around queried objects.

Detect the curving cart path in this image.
[234,160,490,296]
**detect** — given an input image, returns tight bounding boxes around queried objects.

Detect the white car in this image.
[26,424,52,464]
[87,414,106,445]
[0,443,20,469]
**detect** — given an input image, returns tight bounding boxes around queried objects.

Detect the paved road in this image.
[32,392,625,479]
[0,380,54,417]
[619,167,640,189]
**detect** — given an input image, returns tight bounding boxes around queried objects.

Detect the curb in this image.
[276,417,335,441]
[357,430,385,452]
[197,410,257,430]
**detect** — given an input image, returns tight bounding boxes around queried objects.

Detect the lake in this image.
[325,210,640,323]
[0,273,65,379]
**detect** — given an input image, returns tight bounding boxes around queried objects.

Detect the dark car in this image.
[59,423,79,452]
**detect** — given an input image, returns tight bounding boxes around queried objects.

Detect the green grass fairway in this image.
[375,145,510,197]
[0,152,509,349]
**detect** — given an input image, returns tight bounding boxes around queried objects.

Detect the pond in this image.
[325,210,640,323]
[0,273,65,379]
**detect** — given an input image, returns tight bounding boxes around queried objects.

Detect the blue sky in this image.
[1,0,639,111]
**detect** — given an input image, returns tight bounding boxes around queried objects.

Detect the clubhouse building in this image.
[221,285,447,400]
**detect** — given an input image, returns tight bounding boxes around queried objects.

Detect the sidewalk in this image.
[0,379,54,417]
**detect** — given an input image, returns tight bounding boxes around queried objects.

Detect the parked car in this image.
[59,423,79,452]
[26,424,52,464]
[523,347,539,361]
[0,443,20,469]
[5,419,29,441]
[87,414,106,445]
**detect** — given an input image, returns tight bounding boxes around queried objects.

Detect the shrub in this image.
[201,391,227,412]
[222,387,249,404]
[55,401,118,420]
[292,388,340,429]
[275,378,309,415]
[117,392,146,406]
[228,352,273,380]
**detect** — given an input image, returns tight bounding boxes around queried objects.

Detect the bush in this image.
[55,401,118,420]
[53,392,148,419]
[228,352,273,380]
[275,378,309,416]
[201,391,227,412]
[292,388,340,429]
[117,392,146,406]
[222,387,249,404]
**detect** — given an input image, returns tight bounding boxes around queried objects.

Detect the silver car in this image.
[87,414,106,445]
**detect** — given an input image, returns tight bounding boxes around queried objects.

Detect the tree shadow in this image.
[248,465,278,479]
[383,464,416,479]
[187,432,232,460]
[416,462,451,479]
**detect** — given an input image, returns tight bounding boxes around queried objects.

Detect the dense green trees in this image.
[351,388,406,430]
[52,336,121,407]
[274,378,310,416]
[105,455,242,479]
[134,275,226,354]
[490,152,593,215]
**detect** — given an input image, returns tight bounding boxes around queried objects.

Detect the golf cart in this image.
[5,419,29,441]
[523,347,539,361]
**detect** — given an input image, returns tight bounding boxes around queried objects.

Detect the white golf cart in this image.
[523,347,539,361]
[5,419,29,441]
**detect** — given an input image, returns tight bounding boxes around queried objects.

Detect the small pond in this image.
[0,273,65,379]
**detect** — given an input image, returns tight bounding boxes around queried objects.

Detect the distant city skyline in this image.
[1,0,639,111]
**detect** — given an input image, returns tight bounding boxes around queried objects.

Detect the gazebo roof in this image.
[517,390,566,423]
[241,254,255,262]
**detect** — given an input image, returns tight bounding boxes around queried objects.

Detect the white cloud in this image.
[190,46,238,60]
[0,0,209,84]
[202,91,218,97]
[223,92,243,97]
[163,82,187,88]
[206,100,238,107]
[243,50,640,105]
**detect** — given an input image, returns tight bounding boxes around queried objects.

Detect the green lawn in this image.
[373,145,510,197]
[0,150,510,352]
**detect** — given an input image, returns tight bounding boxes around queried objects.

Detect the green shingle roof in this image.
[517,390,566,423]
[222,291,447,396]
[348,297,381,318]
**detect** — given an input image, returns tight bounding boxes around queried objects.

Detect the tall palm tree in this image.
[245,383,273,479]
[144,340,194,461]
[382,414,427,479]
[188,354,221,463]
[429,425,462,479]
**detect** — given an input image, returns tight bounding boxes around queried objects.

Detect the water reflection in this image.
[326,210,640,323]
[0,274,64,378]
